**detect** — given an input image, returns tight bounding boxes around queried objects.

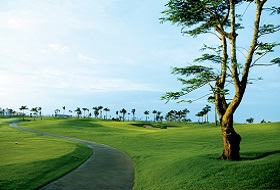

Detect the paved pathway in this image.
[10,123,134,190]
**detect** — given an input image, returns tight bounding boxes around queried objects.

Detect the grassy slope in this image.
[0,119,92,190]
[22,118,280,189]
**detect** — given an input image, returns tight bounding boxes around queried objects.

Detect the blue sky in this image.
[0,0,279,122]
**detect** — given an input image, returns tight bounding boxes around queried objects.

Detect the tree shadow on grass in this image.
[205,150,280,161]
[240,150,280,160]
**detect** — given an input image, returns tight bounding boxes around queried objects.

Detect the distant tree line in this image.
[1,105,268,124]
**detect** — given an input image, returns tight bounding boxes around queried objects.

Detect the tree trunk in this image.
[219,114,241,160]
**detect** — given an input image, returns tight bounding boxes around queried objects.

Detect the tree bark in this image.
[219,114,241,160]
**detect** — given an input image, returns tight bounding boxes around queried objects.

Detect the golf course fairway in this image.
[1,117,279,189]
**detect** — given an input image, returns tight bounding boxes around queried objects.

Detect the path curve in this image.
[9,123,134,190]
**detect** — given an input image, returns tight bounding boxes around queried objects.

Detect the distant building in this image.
[55,114,70,118]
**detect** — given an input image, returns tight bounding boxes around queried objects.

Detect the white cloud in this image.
[0,12,32,29]
[40,49,48,53]
[77,53,97,63]
[48,44,71,54]
[83,78,162,93]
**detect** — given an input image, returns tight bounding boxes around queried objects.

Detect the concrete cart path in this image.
[9,123,134,190]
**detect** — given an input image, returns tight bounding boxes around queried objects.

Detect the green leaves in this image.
[258,24,280,36]
[194,44,223,64]
[255,42,280,56]
[161,65,217,102]
[270,57,280,66]
[160,0,279,106]
[160,0,230,36]
[194,53,222,63]
[264,6,280,15]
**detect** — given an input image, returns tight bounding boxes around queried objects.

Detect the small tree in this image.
[246,117,254,123]
[161,0,280,160]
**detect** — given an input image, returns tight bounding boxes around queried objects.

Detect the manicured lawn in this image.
[20,118,280,189]
[0,118,92,190]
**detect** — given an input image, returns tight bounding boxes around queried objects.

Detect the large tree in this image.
[161,0,279,160]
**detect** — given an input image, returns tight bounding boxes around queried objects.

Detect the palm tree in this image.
[127,112,130,121]
[62,106,65,115]
[156,111,163,123]
[19,106,28,121]
[30,107,38,121]
[38,107,42,120]
[82,108,87,118]
[170,110,176,122]
[92,107,98,118]
[196,111,204,124]
[155,111,162,122]
[152,110,157,122]
[74,107,82,119]
[203,105,211,123]
[183,108,190,122]
[98,106,103,119]
[86,108,90,118]
[144,110,149,122]
[116,111,119,120]
[120,108,127,122]
[131,108,136,121]
[8,108,13,118]
[165,111,172,122]
[208,96,218,126]
[103,107,110,120]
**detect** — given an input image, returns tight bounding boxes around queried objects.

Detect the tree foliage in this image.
[160,0,279,160]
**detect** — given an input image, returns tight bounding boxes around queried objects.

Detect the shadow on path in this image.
[9,123,134,190]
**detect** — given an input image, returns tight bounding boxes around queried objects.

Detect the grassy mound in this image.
[0,119,92,190]
[15,118,280,189]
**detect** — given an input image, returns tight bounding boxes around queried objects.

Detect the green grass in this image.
[0,118,92,190]
[6,118,280,189]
